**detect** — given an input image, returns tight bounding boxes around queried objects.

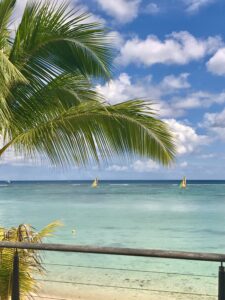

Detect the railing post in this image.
[219,262,225,300]
[11,250,20,300]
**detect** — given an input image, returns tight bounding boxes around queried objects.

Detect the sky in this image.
[1,0,225,180]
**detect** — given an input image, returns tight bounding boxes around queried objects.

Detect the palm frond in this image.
[1,72,104,142]
[10,0,113,81]
[1,100,175,166]
[0,221,62,299]
[0,50,27,84]
[0,0,16,49]
[35,220,63,240]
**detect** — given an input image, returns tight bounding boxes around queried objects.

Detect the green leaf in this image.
[2,100,175,166]
[0,0,16,49]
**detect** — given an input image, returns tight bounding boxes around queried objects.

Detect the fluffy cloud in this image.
[161,73,190,90]
[172,91,225,110]
[207,48,225,76]
[107,31,125,49]
[165,119,209,155]
[184,0,216,13]
[95,0,140,23]
[116,31,222,67]
[96,72,191,117]
[0,137,36,166]
[96,72,225,117]
[145,3,160,14]
[96,73,160,104]
[202,109,225,139]
[132,160,159,172]
[199,153,216,159]
[180,161,188,168]
[106,164,128,171]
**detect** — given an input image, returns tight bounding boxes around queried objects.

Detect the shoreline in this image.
[35,283,217,300]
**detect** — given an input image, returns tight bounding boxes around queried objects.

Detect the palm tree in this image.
[0,1,176,298]
[0,0,175,167]
[0,221,62,300]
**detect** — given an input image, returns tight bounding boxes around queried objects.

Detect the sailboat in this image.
[92,178,98,188]
[179,176,187,189]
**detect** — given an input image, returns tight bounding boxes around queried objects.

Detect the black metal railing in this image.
[0,242,224,300]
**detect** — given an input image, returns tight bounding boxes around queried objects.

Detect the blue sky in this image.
[1,0,225,180]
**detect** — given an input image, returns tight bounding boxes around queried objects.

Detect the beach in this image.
[0,181,224,299]
[37,286,216,300]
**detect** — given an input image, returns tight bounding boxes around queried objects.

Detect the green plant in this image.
[0,221,62,300]
[0,0,175,167]
[0,0,176,298]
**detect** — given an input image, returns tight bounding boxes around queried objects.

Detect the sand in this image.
[33,283,216,300]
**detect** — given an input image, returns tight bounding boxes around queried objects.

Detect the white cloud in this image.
[95,0,140,23]
[96,73,160,104]
[96,73,156,103]
[161,73,190,90]
[145,3,160,14]
[165,119,209,155]
[116,31,222,67]
[97,72,225,119]
[184,0,216,13]
[0,137,36,166]
[202,109,225,139]
[207,48,225,76]
[96,72,190,117]
[199,153,216,159]
[132,159,159,172]
[180,161,188,168]
[106,164,128,171]
[172,91,225,110]
[107,31,124,50]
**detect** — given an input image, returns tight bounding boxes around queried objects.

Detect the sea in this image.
[0,180,225,299]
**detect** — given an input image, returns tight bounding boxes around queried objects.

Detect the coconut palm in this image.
[0,0,175,167]
[0,221,62,300]
[0,0,176,298]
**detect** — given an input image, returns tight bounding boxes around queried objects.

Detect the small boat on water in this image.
[92,178,98,188]
[179,177,187,189]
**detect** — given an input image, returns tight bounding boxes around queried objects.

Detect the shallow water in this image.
[0,181,224,298]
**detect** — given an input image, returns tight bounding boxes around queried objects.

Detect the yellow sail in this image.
[180,177,187,189]
[184,177,187,187]
[92,178,98,188]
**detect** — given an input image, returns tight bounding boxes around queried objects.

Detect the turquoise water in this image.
[0,181,225,299]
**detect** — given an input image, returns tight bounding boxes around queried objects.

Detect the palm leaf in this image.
[0,221,62,299]
[0,100,175,166]
[10,0,113,81]
[0,0,16,49]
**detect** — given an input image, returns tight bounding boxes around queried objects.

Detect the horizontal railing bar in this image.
[0,242,225,262]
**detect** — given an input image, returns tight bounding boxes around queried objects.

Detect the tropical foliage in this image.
[0,0,175,298]
[0,0,175,167]
[0,221,62,300]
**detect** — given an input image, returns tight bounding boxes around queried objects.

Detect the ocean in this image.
[0,180,224,299]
